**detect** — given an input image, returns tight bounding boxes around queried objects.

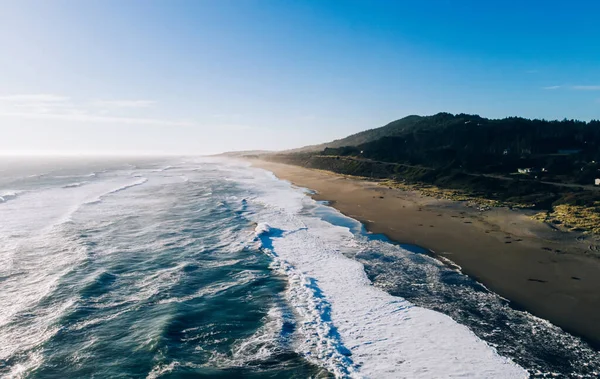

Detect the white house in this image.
[595,178,600,186]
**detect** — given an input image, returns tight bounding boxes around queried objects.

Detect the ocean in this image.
[0,156,598,378]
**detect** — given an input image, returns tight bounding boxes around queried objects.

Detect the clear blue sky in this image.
[0,0,598,154]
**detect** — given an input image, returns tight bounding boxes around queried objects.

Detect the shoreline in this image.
[248,159,600,349]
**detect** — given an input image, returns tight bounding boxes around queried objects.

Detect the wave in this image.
[84,178,148,205]
[0,190,24,203]
[256,223,358,377]
[27,173,49,179]
[152,165,176,172]
[205,301,298,371]
[248,178,528,378]
[147,361,181,379]
[62,181,88,189]
[85,170,108,177]
[0,159,539,378]
[0,223,85,378]
[156,269,264,305]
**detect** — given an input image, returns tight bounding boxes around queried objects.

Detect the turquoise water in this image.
[0,157,598,378]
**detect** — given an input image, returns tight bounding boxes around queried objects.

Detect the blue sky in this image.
[0,0,598,154]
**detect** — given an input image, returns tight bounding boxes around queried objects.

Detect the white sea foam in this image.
[204,301,298,372]
[147,361,181,379]
[62,181,88,189]
[69,308,131,331]
[201,259,243,268]
[156,269,265,306]
[0,172,152,375]
[244,164,528,378]
[152,165,175,172]
[259,239,358,377]
[0,158,533,378]
[84,177,148,205]
[0,190,24,203]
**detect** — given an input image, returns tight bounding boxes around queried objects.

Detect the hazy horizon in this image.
[1,0,599,155]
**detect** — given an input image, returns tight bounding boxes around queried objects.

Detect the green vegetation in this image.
[532,204,600,234]
[319,113,600,185]
[260,113,600,234]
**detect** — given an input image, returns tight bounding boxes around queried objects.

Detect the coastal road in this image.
[316,155,600,192]
[478,173,600,192]
[331,156,600,192]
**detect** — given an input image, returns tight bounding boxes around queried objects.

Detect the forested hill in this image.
[259,112,600,233]
[318,112,600,184]
[287,115,424,152]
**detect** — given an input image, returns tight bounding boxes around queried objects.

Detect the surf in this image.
[0,157,598,378]
[247,177,527,378]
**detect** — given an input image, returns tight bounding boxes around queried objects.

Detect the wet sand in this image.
[250,159,600,348]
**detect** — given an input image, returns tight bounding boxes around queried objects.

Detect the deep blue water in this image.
[0,157,598,378]
[0,158,327,378]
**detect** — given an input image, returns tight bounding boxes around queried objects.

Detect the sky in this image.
[0,0,599,155]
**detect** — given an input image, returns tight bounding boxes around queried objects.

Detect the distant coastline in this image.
[248,158,600,348]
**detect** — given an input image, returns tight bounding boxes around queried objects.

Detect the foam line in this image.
[247,169,528,378]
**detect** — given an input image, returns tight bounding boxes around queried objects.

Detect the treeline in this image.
[320,113,600,184]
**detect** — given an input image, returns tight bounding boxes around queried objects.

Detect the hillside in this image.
[320,112,600,185]
[259,112,600,234]
[287,115,424,152]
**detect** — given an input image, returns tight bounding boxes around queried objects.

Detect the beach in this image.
[249,159,600,348]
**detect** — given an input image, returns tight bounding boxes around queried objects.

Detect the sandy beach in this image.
[249,159,600,348]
